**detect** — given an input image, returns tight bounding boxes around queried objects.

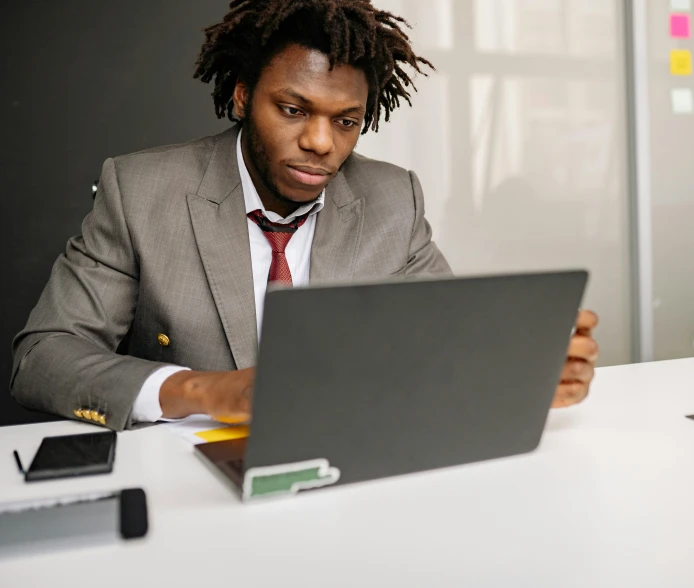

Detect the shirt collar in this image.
[236,128,325,224]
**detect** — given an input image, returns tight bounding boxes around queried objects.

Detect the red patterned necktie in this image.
[247,210,310,285]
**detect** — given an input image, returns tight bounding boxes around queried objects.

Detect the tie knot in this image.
[247,209,310,285]
[263,230,293,254]
[247,209,309,254]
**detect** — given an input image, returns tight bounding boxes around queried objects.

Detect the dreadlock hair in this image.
[194,0,433,134]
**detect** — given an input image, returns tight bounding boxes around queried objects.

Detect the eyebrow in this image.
[277,87,366,116]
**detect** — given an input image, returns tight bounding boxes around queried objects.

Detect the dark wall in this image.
[1,1,229,426]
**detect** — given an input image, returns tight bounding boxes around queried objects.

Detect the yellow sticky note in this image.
[195,426,250,443]
[671,49,692,75]
[212,414,250,425]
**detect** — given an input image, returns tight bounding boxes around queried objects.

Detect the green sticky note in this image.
[243,459,341,501]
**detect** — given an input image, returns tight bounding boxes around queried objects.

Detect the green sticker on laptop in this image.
[243,458,341,502]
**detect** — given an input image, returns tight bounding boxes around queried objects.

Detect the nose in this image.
[298,116,335,156]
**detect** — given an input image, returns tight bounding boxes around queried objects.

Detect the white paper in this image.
[672,0,692,12]
[672,88,694,114]
[163,414,221,445]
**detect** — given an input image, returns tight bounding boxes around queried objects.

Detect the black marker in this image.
[13,450,24,474]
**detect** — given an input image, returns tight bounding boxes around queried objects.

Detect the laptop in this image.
[195,270,588,502]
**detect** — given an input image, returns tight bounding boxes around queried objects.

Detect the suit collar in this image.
[187,124,257,369]
[310,164,365,283]
[196,124,242,205]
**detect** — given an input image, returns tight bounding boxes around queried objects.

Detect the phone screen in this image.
[27,431,117,481]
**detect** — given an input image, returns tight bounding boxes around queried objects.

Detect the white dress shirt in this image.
[131,129,324,422]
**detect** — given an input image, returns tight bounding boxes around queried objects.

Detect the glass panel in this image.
[474,0,616,57]
[359,0,632,366]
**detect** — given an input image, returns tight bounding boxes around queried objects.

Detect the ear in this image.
[233,81,250,120]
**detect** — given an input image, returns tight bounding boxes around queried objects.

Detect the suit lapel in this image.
[187,125,258,369]
[310,169,364,283]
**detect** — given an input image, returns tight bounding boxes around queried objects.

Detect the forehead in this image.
[256,44,369,107]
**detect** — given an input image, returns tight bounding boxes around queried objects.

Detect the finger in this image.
[208,375,254,419]
[228,385,252,414]
[225,368,255,414]
[575,309,598,335]
[551,381,589,408]
[214,414,250,424]
[567,335,599,363]
[559,358,595,384]
[209,397,251,419]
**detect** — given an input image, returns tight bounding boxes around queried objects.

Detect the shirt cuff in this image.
[131,366,190,423]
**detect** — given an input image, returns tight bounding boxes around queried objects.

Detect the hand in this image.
[160,367,256,420]
[551,310,599,409]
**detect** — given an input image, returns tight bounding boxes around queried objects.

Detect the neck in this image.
[240,131,303,218]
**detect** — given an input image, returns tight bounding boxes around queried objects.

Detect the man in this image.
[11,0,599,432]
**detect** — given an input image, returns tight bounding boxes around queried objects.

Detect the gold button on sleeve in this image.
[157,333,170,347]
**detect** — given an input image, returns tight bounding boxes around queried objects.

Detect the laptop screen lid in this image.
[244,270,587,492]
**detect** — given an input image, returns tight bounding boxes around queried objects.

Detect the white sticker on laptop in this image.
[243,458,340,502]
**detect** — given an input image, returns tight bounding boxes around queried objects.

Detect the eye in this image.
[337,119,358,128]
[280,105,304,116]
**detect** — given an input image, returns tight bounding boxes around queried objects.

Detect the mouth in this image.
[286,165,332,187]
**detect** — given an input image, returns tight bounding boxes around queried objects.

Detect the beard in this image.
[243,111,323,211]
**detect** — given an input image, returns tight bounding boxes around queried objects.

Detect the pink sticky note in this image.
[671,13,691,38]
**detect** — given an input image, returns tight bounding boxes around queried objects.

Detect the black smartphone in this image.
[25,431,117,482]
[0,488,148,556]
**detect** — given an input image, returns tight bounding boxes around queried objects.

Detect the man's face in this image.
[234,44,369,213]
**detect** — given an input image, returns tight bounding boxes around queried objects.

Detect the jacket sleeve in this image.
[405,170,453,277]
[11,157,173,431]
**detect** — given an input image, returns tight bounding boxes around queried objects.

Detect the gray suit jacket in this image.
[11,124,451,431]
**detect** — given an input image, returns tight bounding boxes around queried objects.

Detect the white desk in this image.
[1,359,693,587]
